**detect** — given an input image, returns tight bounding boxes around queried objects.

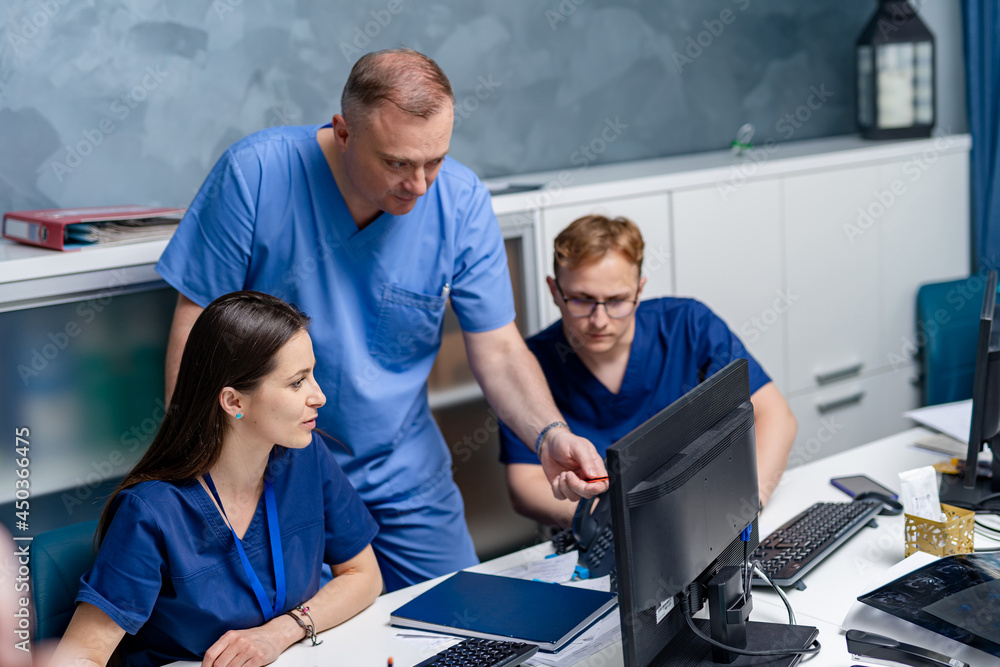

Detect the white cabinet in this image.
[538,194,672,329]
[787,365,920,467]
[673,178,787,390]
[784,163,884,395]
[878,151,970,369]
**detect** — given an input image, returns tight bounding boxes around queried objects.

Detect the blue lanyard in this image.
[204,473,286,622]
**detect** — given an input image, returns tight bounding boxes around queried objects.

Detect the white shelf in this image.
[488,133,972,215]
[0,238,170,285]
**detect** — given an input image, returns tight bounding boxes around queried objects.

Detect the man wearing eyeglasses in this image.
[499,214,797,528]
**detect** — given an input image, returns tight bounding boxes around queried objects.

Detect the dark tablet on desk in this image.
[389,570,617,652]
[857,552,1000,657]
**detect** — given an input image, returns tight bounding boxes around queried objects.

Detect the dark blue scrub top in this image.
[499,297,771,464]
[76,433,378,667]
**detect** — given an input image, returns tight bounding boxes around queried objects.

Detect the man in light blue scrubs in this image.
[156,49,608,591]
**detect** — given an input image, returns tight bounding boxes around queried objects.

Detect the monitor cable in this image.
[752,562,796,626]
[680,592,821,658]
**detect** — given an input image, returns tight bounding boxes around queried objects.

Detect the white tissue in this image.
[898,466,944,522]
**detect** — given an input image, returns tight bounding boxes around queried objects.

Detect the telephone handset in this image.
[571,492,616,580]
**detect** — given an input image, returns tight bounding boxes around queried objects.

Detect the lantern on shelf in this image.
[856,0,935,140]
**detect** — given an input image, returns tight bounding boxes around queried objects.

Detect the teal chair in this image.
[31,519,99,640]
[915,276,987,406]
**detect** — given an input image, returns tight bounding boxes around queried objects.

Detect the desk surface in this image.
[172,427,999,666]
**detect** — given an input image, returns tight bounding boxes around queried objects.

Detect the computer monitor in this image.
[940,270,1000,508]
[607,360,817,666]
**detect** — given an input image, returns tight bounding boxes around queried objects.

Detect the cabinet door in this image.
[784,164,884,394]
[673,179,787,390]
[878,151,971,371]
[539,194,672,328]
[786,366,920,469]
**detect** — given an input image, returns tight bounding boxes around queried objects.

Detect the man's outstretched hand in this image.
[539,428,609,501]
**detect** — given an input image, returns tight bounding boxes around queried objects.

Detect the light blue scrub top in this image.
[156,124,515,510]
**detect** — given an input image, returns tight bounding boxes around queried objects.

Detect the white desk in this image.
[172,427,999,666]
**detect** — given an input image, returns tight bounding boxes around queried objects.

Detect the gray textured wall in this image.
[0,0,966,214]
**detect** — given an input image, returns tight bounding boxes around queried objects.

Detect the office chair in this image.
[31,519,99,640]
[915,276,985,406]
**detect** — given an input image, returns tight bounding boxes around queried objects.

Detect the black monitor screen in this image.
[608,359,760,667]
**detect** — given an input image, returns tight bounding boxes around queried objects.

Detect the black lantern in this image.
[856,0,935,140]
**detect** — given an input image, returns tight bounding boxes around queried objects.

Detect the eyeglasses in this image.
[555,280,639,319]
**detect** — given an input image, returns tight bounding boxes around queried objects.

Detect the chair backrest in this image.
[916,276,985,406]
[31,519,99,641]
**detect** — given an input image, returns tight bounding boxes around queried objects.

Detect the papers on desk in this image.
[525,611,620,666]
[904,399,972,444]
[495,550,578,583]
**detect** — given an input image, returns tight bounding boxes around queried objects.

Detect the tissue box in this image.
[903,504,975,557]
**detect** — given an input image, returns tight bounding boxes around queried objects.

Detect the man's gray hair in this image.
[342,49,454,124]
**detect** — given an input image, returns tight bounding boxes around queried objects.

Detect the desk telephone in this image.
[553,492,617,588]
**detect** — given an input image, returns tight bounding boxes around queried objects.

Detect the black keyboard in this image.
[413,638,539,667]
[752,500,883,590]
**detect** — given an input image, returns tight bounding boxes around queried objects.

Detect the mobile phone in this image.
[830,474,898,499]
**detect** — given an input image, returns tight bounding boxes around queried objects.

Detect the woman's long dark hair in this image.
[97,291,310,544]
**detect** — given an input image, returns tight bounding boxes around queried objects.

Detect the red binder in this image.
[2,205,185,251]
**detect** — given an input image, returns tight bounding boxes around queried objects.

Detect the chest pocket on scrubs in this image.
[371,284,447,372]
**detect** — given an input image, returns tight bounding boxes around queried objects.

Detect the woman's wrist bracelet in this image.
[285,605,322,646]
[535,421,569,460]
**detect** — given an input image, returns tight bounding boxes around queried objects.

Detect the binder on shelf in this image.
[2,205,185,251]
[389,570,617,652]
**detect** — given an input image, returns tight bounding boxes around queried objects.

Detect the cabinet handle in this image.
[816,391,866,414]
[815,362,864,385]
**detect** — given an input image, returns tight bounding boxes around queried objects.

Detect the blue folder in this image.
[389,570,618,651]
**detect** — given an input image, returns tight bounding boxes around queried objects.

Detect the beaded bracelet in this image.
[285,605,323,646]
[535,421,569,460]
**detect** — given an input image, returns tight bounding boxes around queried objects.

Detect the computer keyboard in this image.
[752,500,884,590]
[412,637,539,667]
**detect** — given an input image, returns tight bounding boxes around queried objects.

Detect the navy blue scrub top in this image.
[76,433,378,667]
[499,297,771,464]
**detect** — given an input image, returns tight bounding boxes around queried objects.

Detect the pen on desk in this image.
[387,658,393,667]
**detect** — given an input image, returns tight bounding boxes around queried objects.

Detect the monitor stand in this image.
[939,444,1000,509]
[656,619,819,667]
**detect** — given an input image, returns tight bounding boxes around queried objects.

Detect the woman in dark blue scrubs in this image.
[51,292,381,667]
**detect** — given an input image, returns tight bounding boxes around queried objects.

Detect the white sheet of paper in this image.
[526,610,621,666]
[393,629,460,652]
[495,550,579,583]
[904,399,972,443]
[564,574,612,592]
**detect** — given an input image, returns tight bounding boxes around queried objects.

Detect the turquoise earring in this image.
[235,413,243,420]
